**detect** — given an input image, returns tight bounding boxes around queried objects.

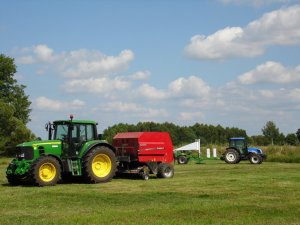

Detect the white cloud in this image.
[185,5,300,60]
[135,76,211,100]
[136,83,167,100]
[168,76,211,98]
[64,77,131,94]
[36,96,85,111]
[185,27,263,59]
[62,49,134,78]
[216,79,300,120]
[102,101,169,118]
[287,88,300,100]
[17,55,35,64]
[15,45,134,77]
[238,61,300,84]
[129,70,150,80]
[104,101,142,113]
[33,45,54,62]
[178,111,204,121]
[258,89,275,98]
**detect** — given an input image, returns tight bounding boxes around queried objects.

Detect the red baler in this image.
[113,132,174,179]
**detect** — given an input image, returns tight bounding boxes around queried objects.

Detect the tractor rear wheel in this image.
[249,154,263,164]
[31,156,61,186]
[177,156,188,164]
[224,149,240,164]
[82,146,117,183]
[157,163,174,178]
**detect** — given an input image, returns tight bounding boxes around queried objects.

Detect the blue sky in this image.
[1,0,300,138]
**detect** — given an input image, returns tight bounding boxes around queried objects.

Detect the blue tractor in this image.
[221,137,266,164]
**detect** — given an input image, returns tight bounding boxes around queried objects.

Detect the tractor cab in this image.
[46,115,99,158]
[228,137,248,155]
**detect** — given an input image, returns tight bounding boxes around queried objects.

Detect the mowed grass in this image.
[0,158,300,225]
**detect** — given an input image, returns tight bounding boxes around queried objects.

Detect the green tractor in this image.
[6,115,117,186]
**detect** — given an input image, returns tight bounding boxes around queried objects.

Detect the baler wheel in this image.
[141,172,150,180]
[31,156,61,186]
[82,146,117,183]
[157,163,174,178]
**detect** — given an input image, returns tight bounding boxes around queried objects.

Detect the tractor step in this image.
[68,159,81,176]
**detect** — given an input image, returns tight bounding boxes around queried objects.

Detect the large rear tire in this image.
[224,149,240,164]
[157,163,174,178]
[82,146,117,183]
[31,156,61,186]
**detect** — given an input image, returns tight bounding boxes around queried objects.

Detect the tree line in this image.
[102,122,247,146]
[102,121,300,147]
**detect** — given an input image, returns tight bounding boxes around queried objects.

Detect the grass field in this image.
[0,158,300,225]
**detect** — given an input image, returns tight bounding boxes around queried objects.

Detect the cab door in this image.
[68,123,95,157]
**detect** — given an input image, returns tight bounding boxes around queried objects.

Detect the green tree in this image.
[262,121,280,145]
[0,54,33,155]
[178,126,196,144]
[285,133,299,146]
[0,100,34,155]
[296,129,300,143]
[0,54,31,124]
[250,135,269,146]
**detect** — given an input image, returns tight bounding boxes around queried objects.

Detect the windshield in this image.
[52,123,95,142]
[230,139,246,149]
[54,124,68,140]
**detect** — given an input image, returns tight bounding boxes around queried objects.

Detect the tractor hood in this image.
[17,140,62,149]
[16,140,63,159]
[247,147,263,154]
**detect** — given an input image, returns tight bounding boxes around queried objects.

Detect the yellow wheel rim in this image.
[92,154,112,178]
[39,162,56,182]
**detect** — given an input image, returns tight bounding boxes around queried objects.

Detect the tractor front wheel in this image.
[31,156,61,186]
[82,146,117,183]
[249,154,263,164]
[224,149,240,164]
[157,163,174,178]
[177,156,188,164]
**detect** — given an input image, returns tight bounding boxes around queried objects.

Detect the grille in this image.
[16,146,34,160]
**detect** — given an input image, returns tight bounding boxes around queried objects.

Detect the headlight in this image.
[17,153,25,158]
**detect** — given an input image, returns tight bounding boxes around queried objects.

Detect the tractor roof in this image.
[53,120,97,124]
[230,137,246,140]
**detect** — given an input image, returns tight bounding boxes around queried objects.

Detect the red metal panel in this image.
[112,132,174,163]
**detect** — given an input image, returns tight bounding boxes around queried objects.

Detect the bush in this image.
[262,145,300,163]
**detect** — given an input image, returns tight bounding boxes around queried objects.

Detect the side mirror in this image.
[45,123,49,131]
[98,134,103,140]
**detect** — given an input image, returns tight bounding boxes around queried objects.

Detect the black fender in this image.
[225,147,239,152]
